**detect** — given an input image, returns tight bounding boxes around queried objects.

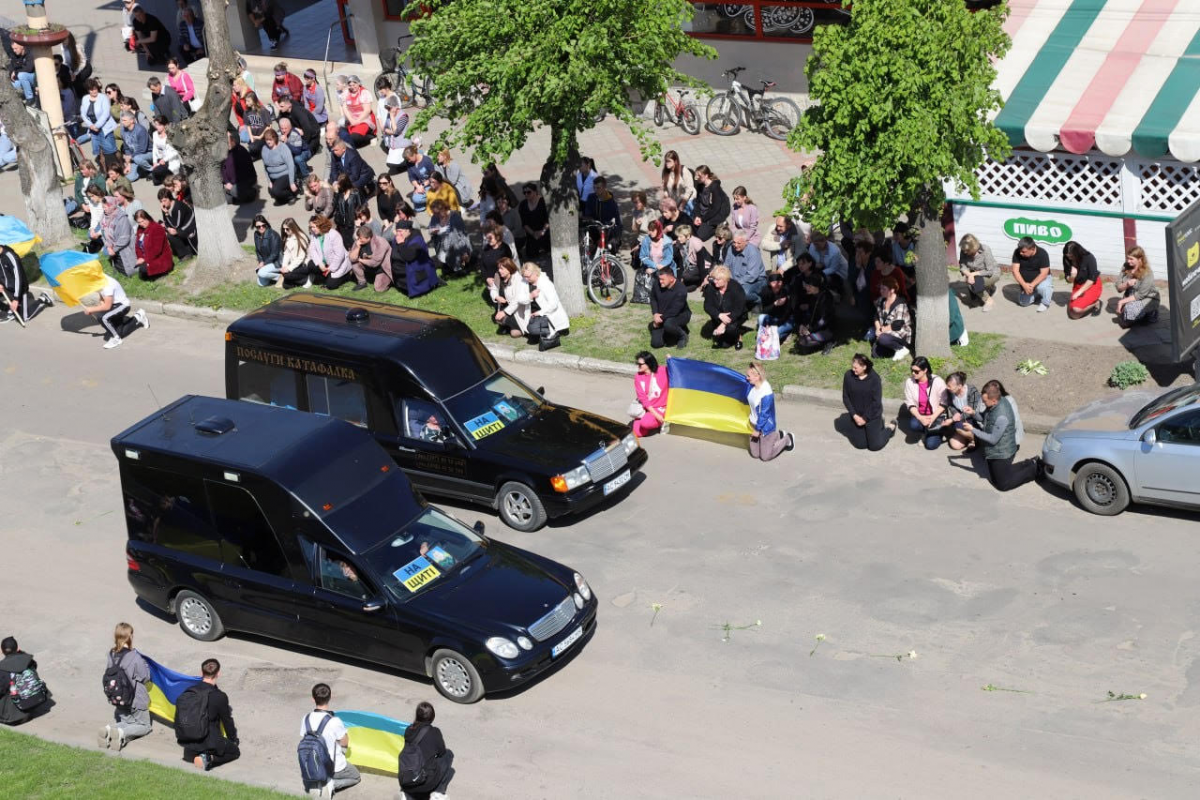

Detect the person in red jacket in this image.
[270,62,303,110]
[133,210,174,279]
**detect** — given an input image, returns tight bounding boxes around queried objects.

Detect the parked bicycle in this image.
[376,33,433,108]
[580,221,628,308]
[705,67,800,141]
[653,89,701,136]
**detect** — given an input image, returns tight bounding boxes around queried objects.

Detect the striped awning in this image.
[994,0,1200,163]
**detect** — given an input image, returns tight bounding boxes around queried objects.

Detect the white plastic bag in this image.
[755,324,780,361]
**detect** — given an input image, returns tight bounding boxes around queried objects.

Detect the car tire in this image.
[1073,462,1131,516]
[496,480,548,532]
[430,648,485,704]
[173,590,225,641]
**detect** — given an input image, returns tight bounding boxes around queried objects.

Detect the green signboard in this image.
[1002,217,1073,245]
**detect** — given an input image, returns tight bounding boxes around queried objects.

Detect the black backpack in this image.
[174,684,211,744]
[397,725,431,788]
[101,651,135,709]
[297,712,335,785]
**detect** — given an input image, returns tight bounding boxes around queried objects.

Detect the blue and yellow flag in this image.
[665,358,754,434]
[0,216,41,257]
[340,710,409,775]
[142,656,203,725]
[38,250,106,307]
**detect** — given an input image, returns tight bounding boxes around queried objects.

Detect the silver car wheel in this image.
[503,491,534,525]
[436,655,472,698]
[179,597,212,636]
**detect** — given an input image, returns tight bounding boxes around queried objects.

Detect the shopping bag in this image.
[755,323,780,361]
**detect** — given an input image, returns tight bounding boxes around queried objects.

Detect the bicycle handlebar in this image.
[723,66,746,77]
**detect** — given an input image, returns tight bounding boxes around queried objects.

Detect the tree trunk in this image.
[173,0,252,289]
[912,205,951,359]
[542,125,586,317]
[0,60,74,252]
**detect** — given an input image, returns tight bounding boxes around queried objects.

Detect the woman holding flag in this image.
[100,622,151,751]
[747,363,794,461]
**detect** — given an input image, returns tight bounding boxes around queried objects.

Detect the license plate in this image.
[552,625,583,658]
[603,469,631,496]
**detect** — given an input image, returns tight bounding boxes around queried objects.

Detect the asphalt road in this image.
[3,305,1199,799]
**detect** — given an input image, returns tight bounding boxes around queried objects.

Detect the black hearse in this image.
[113,396,598,703]
[224,294,646,531]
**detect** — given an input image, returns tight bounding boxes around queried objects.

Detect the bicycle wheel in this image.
[706,94,740,136]
[681,103,702,136]
[586,254,628,308]
[761,97,801,141]
[414,75,434,107]
[653,101,664,128]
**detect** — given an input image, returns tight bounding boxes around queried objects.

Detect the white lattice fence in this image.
[973,152,1124,209]
[1138,161,1200,214]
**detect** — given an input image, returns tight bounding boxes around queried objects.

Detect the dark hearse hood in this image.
[475,403,629,470]
[412,541,573,634]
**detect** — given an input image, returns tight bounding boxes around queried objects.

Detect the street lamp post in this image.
[10,1,72,175]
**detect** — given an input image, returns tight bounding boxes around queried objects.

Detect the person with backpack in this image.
[0,636,50,724]
[175,658,240,771]
[99,622,151,750]
[298,683,360,797]
[398,701,454,800]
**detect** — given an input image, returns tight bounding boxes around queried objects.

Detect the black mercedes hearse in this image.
[224,293,646,531]
[113,396,598,703]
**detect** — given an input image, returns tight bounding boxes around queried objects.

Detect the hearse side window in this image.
[122,466,222,561]
[396,398,455,444]
[237,359,299,409]
[307,376,368,427]
[317,549,374,601]
[205,481,292,578]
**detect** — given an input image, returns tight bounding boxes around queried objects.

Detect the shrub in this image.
[1108,360,1150,390]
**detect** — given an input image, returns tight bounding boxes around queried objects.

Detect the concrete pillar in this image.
[346,0,382,70]
[18,2,71,175]
[226,1,258,54]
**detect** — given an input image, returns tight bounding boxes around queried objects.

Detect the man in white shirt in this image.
[81,276,148,349]
[300,683,360,797]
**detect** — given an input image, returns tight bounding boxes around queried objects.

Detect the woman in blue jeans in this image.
[81,79,118,164]
[903,356,949,450]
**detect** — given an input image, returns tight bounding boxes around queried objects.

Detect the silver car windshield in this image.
[1129,386,1200,429]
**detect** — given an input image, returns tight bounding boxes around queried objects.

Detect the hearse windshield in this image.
[362,508,485,600]
[443,373,542,443]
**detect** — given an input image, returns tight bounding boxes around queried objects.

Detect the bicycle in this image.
[653,89,701,136]
[580,221,628,308]
[376,34,433,108]
[705,67,801,141]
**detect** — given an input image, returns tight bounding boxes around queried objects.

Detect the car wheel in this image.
[1073,462,1131,516]
[430,648,484,704]
[173,590,225,641]
[496,480,548,532]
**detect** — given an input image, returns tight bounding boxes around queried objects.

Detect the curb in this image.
[149,304,1059,435]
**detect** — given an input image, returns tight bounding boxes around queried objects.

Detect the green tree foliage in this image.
[408,0,714,315]
[785,0,1011,356]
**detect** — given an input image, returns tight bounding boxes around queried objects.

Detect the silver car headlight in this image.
[553,464,591,493]
[516,635,533,651]
[1044,433,1062,453]
[485,637,520,659]
[574,572,592,601]
[622,433,639,456]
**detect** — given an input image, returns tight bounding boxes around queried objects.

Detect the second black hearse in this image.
[225,294,647,531]
[113,396,598,702]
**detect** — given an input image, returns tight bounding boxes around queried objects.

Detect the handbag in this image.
[627,400,646,419]
[631,269,653,304]
[755,323,781,361]
[188,97,202,113]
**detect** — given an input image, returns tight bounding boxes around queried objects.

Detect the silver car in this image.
[1042,383,1200,515]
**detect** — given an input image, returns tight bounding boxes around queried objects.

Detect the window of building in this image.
[685,2,846,43]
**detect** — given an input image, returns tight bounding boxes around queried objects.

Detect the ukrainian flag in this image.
[142,656,203,725]
[0,216,41,257]
[665,358,754,435]
[38,250,107,307]
[340,710,409,775]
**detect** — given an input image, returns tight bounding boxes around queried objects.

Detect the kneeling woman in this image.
[521,262,569,351]
[1064,241,1102,319]
[703,265,747,350]
[132,210,173,280]
[747,362,794,461]
[488,258,531,338]
[631,351,669,438]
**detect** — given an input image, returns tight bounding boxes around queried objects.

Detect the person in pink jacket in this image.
[631,351,669,438]
[165,59,196,107]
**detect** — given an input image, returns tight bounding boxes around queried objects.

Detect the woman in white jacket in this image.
[488,257,531,338]
[521,262,569,351]
[149,115,181,185]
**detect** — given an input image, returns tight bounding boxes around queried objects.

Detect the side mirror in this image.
[362,597,385,613]
[473,520,486,535]
[536,386,545,397]
[1142,428,1157,446]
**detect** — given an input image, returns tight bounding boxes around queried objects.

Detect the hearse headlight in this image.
[622,433,638,455]
[573,593,584,609]
[486,637,520,659]
[574,572,592,601]
[516,635,533,651]
[551,464,590,493]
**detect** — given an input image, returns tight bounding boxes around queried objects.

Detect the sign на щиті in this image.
[1002,217,1073,245]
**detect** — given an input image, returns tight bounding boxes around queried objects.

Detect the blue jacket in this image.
[638,236,676,272]
[749,389,777,435]
[328,145,375,190]
[722,242,766,287]
[121,122,151,156]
